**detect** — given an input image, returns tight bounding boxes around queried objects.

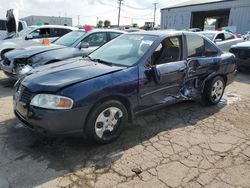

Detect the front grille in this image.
[19,85,33,104]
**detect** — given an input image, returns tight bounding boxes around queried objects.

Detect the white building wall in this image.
[161,0,250,34]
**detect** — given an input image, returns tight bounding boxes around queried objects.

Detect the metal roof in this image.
[161,0,236,10]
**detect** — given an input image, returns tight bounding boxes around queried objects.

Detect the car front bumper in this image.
[14,99,89,136]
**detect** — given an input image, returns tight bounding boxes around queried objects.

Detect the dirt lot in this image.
[0,71,250,188]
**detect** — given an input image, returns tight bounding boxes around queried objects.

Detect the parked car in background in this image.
[0,25,77,60]
[188,28,202,32]
[199,31,244,52]
[243,31,250,40]
[125,28,144,33]
[0,29,126,79]
[13,31,236,143]
[230,41,250,71]
[0,19,27,40]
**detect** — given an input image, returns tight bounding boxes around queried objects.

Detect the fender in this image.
[200,71,222,92]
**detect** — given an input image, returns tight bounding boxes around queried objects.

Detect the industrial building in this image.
[161,0,250,34]
[21,15,72,26]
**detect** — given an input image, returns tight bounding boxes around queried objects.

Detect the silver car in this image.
[0,25,77,60]
[198,31,244,52]
[0,29,126,79]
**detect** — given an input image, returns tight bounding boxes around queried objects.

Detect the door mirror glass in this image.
[80,42,89,49]
[25,34,33,40]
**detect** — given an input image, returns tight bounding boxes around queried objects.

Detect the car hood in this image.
[231,41,250,49]
[5,44,66,60]
[22,58,125,93]
[0,38,33,50]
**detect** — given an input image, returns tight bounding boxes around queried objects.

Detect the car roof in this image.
[76,28,126,34]
[125,30,192,37]
[198,31,225,34]
[29,25,78,30]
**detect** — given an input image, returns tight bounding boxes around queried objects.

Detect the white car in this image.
[243,31,250,40]
[0,19,27,40]
[0,25,77,60]
[198,31,244,52]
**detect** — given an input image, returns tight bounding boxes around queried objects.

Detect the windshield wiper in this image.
[88,58,113,66]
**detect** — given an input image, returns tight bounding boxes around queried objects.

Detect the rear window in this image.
[52,28,72,37]
[225,33,235,40]
[110,32,122,40]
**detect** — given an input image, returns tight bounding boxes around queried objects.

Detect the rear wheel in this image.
[85,100,128,143]
[202,76,225,105]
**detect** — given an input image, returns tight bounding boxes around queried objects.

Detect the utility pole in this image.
[96,17,99,26]
[77,15,80,25]
[153,3,158,28]
[117,0,123,28]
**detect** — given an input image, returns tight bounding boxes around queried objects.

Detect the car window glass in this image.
[83,32,107,47]
[186,34,204,58]
[54,31,86,47]
[0,20,7,30]
[18,22,23,31]
[52,28,71,37]
[224,33,234,40]
[152,36,181,65]
[30,28,50,39]
[204,40,218,57]
[110,32,121,40]
[89,34,156,67]
[215,33,225,41]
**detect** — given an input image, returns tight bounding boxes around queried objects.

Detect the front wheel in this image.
[202,76,225,105]
[85,100,128,143]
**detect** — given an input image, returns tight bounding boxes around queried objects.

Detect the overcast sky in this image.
[0,0,187,26]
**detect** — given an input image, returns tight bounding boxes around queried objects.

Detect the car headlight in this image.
[18,65,33,75]
[30,94,74,110]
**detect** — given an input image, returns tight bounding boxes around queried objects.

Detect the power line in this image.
[121,8,154,17]
[123,4,151,10]
[83,9,117,18]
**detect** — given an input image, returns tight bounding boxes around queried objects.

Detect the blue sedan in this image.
[14,31,237,143]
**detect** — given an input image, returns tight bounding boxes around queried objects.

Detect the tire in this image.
[202,76,225,106]
[85,100,128,144]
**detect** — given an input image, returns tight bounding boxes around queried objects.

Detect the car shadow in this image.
[236,71,250,85]
[0,75,16,98]
[0,99,228,187]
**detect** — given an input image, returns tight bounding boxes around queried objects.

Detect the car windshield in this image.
[54,31,86,47]
[89,34,157,67]
[18,27,35,37]
[200,33,215,41]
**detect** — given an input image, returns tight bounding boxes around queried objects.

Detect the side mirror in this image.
[151,66,161,84]
[80,42,89,49]
[25,34,33,40]
[215,38,222,43]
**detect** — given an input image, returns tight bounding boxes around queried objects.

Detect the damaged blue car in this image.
[13,31,236,143]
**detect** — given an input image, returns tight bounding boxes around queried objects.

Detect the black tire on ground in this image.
[202,76,225,106]
[85,100,128,144]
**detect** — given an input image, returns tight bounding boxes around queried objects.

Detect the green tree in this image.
[104,20,111,28]
[97,20,103,28]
